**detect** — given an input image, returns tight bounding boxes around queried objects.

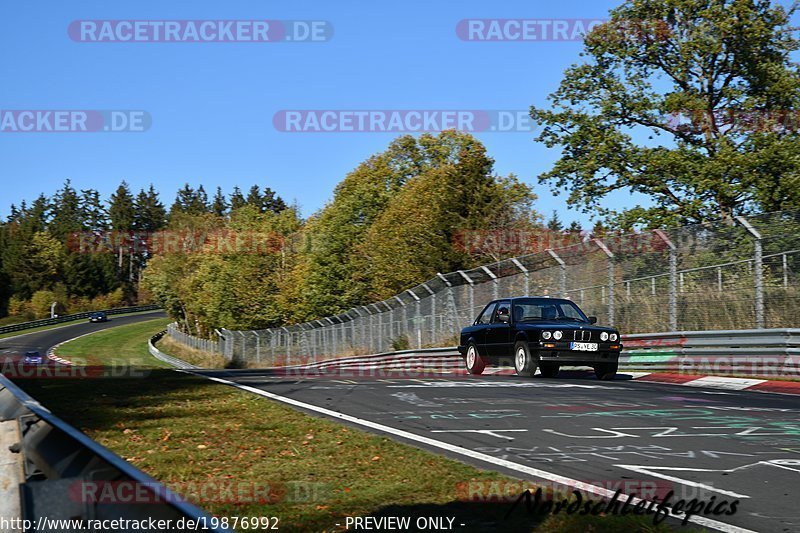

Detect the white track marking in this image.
[193,372,756,533]
[684,377,767,390]
[430,429,527,440]
[616,465,751,499]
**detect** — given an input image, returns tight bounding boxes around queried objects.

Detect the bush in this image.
[390,335,410,352]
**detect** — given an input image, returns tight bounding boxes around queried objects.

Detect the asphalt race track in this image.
[0,311,166,363]
[202,368,800,533]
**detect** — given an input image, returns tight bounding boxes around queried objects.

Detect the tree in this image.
[80,189,107,231]
[358,137,538,299]
[134,185,167,232]
[229,187,246,211]
[263,187,287,213]
[246,185,263,211]
[49,180,82,240]
[109,182,136,231]
[567,220,583,233]
[212,186,228,217]
[546,210,564,232]
[530,0,800,228]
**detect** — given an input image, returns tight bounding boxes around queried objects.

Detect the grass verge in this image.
[15,319,677,532]
[156,334,228,369]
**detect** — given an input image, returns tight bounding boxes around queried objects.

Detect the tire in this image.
[594,362,618,381]
[513,341,537,377]
[540,363,560,378]
[465,343,486,375]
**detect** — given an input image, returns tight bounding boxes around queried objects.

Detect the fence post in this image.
[784,253,789,289]
[594,239,615,327]
[481,266,498,300]
[654,230,678,331]
[735,216,764,328]
[545,250,566,297]
[254,331,261,365]
[457,270,475,321]
[437,273,456,340]
[381,301,393,352]
[421,283,435,345]
[394,296,406,345]
[406,289,422,349]
[281,327,290,366]
[238,331,247,366]
[511,259,530,297]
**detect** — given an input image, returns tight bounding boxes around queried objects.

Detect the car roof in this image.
[491,297,573,304]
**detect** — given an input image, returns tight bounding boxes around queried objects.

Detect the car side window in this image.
[476,303,496,325]
[492,301,511,324]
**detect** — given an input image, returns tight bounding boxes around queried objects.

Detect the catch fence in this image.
[168,210,800,367]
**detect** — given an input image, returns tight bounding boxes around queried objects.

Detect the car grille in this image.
[572,330,593,342]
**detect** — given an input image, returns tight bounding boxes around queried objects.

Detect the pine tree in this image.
[246,185,263,212]
[134,185,166,231]
[109,182,136,230]
[230,187,246,211]
[49,180,82,240]
[212,187,228,217]
[80,189,107,231]
[263,187,287,214]
[546,210,564,232]
[170,184,195,218]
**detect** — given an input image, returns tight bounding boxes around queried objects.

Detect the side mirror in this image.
[588,316,598,324]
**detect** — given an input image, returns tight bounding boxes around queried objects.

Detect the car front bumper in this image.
[532,341,622,364]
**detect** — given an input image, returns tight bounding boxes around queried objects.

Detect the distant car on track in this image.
[23,351,43,365]
[89,311,108,323]
[458,297,622,380]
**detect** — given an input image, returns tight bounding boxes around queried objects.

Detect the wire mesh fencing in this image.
[167,210,800,367]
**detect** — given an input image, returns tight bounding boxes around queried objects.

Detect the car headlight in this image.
[600,332,609,341]
[542,331,552,340]
[610,333,618,342]
[553,330,563,340]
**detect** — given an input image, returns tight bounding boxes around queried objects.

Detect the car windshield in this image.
[512,298,589,323]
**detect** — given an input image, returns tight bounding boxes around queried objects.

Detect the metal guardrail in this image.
[620,328,800,375]
[0,305,161,336]
[0,374,230,532]
[149,331,199,370]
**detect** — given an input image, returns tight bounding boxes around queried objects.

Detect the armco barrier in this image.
[149,331,199,370]
[199,329,800,380]
[0,305,161,336]
[0,374,230,532]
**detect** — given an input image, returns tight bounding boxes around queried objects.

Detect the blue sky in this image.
[1,0,793,226]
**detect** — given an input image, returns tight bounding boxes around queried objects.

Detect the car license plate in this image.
[570,342,598,351]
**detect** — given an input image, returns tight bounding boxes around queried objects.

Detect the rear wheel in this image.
[465,343,485,375]
[513,341,537,377]
[594,362,618,381]
[540,363,560,378]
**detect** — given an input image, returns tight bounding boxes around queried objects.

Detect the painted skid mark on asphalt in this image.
[390,392,443,408]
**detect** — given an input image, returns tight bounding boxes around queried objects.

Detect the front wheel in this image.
[513,341,537,377]
[540,363,560,378]
[594,362,618,381]
[465,343,485,375]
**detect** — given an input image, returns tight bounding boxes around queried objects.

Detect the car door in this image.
[470,302,496,356]
[485,300,512,359]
